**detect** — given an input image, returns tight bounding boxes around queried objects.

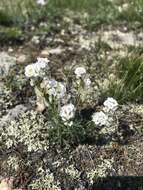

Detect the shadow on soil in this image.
[93,177,143,190]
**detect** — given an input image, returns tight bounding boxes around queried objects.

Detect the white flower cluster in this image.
[41,78,66,100]
[25,58,78,126]
[103,97,118,112]
[92,97,118,127]
[37,0,46,6]
[25,59,118,130]
[84,77,91,87]
[25,57,49,78]
[74,67,91,87]
[74,67,86,78]
[25,58,68,102]
[60,103,76,126]
[92,111,109,127]
[73,67,92,104]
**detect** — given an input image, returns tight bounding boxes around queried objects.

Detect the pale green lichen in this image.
[28,167,61,190]
[130,104,143,115]
[0,52,16,77]
[0,110,49,152]
[0,86,15,117]
[1,155,20,176]
[65,164,81,179]
[87,157,114,183]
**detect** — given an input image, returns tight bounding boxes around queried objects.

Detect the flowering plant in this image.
[25,59,119,146]
[91,97,119,141]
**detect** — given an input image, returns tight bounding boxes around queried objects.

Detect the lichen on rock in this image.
[0,52,16,78]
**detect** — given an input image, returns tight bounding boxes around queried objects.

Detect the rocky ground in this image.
[0,6,143,190]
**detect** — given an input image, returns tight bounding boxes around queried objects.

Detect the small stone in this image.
[40,48,50,56]
[49,47,64,55]
[8,48,13,52]
[0,177,14,190]
[0,105,27,127]
[16,54,27,64]
[36,101,46,112]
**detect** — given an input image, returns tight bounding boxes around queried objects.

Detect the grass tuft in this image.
[106,53,143,104]
[0,26,24,44]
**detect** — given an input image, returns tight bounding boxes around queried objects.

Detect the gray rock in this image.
[0,104,27,127]
[0,52,16,78]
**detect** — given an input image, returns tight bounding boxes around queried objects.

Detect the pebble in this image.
[16,54,27,64]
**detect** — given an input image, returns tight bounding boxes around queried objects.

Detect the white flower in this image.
[63,121,73,126]
[36,57,49,69]
[74,67,86,78]
[41,78,57,95]
[37,0,46,5]
[103,97,118,112]
[31,36,40,44]
[60,103,76,122]
[25,57,49,78]
[25,64,38,78]
[41,79,66,99]
[57,82,67,99]
[92,111,109,126]
[84,78,91,87]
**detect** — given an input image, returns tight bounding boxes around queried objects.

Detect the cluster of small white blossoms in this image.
[74,67,86,78]
[25,58,68,108]
[74,66,91,86]
[25,61,118,129]
[58,66,91,125]
[92,111,109,127]
[25,57,49,78]
[60,103,76,126]
[40,78,67,101]
[58,66,90,125]
[103,97,118,113]
[73,66,92,104]
[37,0,46,6]
[25,58,77,126]
[92,97,118,127]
